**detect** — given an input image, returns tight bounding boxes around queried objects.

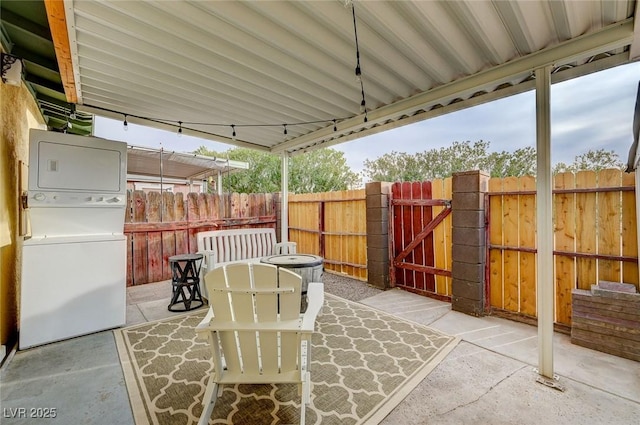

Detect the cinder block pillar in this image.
[366,182,392,289]
[451,171,489,316]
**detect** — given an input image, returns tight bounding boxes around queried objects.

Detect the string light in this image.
[351,2,368,124]
[69,103,76,119]
[123,114,129,131]
[85,104,365,141]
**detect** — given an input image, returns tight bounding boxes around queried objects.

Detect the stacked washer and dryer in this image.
[20,129,128,349]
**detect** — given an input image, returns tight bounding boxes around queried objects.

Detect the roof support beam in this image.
[44,0,77,103]
[535,65,556,383]
[272,18,635,154]
[280,153,289,244]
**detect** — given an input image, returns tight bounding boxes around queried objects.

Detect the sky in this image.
[94,61,640,175]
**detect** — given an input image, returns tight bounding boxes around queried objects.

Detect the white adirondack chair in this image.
[195,263,324,425]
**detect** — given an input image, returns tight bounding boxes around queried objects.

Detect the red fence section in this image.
[124,190,276,286]
[391,182,436,293]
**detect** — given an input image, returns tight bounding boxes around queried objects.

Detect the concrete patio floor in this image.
[1,273,639,424]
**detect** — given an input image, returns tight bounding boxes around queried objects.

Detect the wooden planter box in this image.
[571,282,640,362]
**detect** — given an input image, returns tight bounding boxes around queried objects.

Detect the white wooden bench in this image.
[196,227,296,299]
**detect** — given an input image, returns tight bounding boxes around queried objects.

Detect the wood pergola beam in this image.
[44,0,77,104]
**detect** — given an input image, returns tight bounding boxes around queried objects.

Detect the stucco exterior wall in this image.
[1,69,46,354]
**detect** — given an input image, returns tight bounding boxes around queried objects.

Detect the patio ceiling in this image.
[47,0,639,155]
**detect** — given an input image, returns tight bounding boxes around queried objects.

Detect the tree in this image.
[362,140,536,181]
[193,147,360,193]
[553,149,625,174]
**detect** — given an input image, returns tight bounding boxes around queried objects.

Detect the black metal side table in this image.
[168,253,204,312]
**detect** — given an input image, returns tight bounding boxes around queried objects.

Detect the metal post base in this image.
[534,368,566,392]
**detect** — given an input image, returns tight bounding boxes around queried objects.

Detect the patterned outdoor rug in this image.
[114,294,459,425]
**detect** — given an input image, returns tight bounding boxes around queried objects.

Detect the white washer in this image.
[19,130,128,349]
[20,235,126,349]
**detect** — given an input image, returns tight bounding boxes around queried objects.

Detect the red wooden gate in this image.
[390,181,452,299]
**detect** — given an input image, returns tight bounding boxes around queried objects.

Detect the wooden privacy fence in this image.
[488,169,638,327]
[288,190,367,281]
[124,191,276,286]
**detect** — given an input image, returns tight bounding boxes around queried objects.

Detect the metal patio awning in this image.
[127,145,248,182]
[32,0,639,155]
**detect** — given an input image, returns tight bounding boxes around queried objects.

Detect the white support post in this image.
[535,65,555,382]
[281,152,289,243]
[217,171,223,196]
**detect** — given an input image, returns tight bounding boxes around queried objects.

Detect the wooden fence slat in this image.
[161,231,176,280]
[231,193,240,218]
[391,182,403,287]
[502,177,520,312]
[423,181,436,292]
[576,171,597,289]
[132,232,149,285]
[554,172,576,325]
[489,177,504,309]
[162,192,175,222]
[444,177,453,295]
[126,233,133,287]
[175,229,189,256]
[198,193,209,220]
[133,190,147,222]
[432,179,447,295]
[175,192,185,222]
[187,192,199,221]
[211,193,221,219]
[412,182,426,291]
[125,190,133,223]
[400,182,414,289]
[240,193,249,217]
[518,175,536,317]
[147,232,163,283]
[622,172,639,287]
[147,191,161,222]
[597,169,622,282]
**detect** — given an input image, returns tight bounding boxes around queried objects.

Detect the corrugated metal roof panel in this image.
[58,0,637,154]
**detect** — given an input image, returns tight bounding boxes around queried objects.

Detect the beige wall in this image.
[0,67,46,352]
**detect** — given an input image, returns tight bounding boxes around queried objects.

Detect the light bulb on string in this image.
[333,119,337,132]
[123,115,128,131]
[360,99,366,113]
[231,124,236,140]
[355,65,361,83]
[177,121,183,137]
[283,124,287,136]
